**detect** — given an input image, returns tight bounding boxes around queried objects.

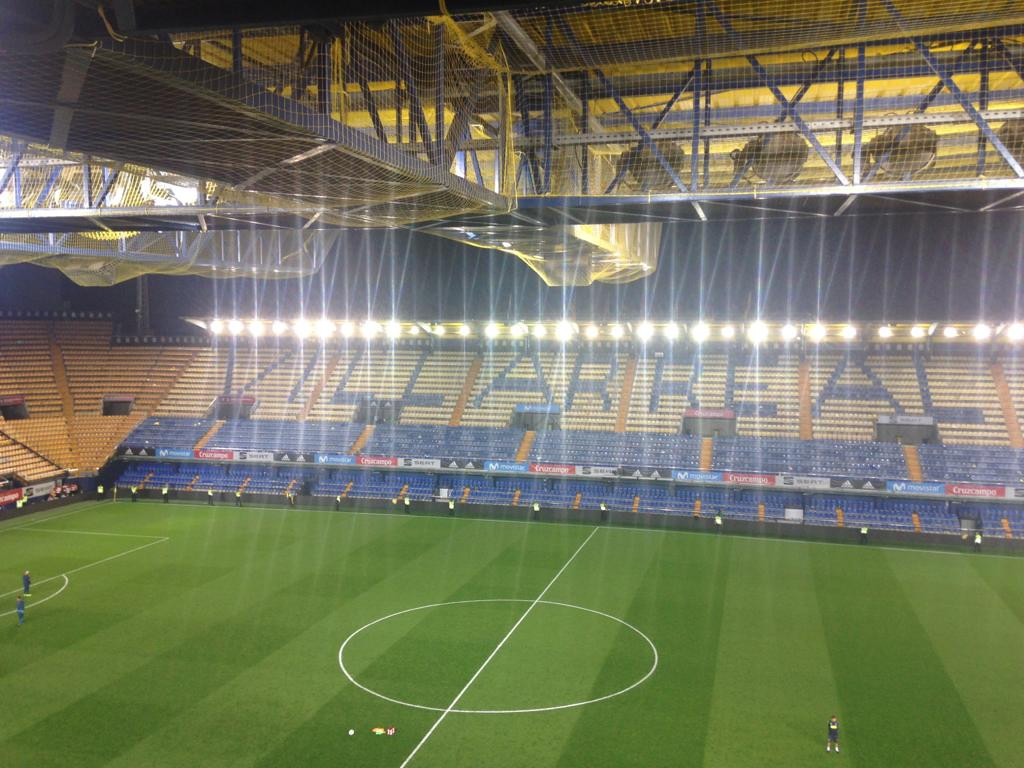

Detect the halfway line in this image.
[397,526,600,768]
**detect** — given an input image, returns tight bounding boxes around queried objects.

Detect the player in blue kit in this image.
[22,570,31,596]
[16,596,25,625]
[827,715,840,753]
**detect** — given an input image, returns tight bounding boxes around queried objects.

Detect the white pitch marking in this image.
[0,573,69,617]
[397,526,600,768]
[17,527,165,540]
[338,597,658,714]
[0,537,167,600]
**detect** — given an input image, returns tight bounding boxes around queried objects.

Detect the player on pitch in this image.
[827,715,840,753]
[22,570,31,596]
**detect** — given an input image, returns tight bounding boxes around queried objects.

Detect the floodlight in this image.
[942,326,959,338]
[691,322,710,343]
[663,322,680,341]
[458,324,472,337]
[339,321,355,338]
[807,323,827,342]
[910,326,926,339]
[408,324,420,336]
[780,323,798,342]
[209,319,225,335]
[877,325,894,339]
[247,319,265,337]
[227,319,244,336]
[747,320,768,344]
[840,324,857,340]
[385,320,402,339]
[363,320,382,338]
[485,323,500,339]
[271,320,288,336]
[555,320,575,341]
[501,241,512,248]
[510,322,527,338]
[609,324,625,339]
[293,318,312,339]
[1007,322,1024,341]
[315,318,335,338]
[433,324,446,336]
[636,321,654,342]
[972,323,991,341]
[532,324,547,339]
[584,324,600,340]
[720,324,736,340]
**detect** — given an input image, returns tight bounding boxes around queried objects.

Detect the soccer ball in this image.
[348,729,355,736]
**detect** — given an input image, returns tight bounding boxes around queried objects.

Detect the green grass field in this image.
[2,500,1024,767]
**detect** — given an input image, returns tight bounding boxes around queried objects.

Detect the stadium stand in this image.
[713,437,906,477]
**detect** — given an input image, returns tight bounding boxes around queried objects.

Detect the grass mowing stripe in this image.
[398,527,600,768]
[809,546,998,767]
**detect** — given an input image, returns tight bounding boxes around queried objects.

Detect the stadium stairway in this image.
[449,355,483,427]
[903,444,923,481]
[515,431,536,461]
[699,437,713,471]
[349,425,374,454]
[912,511,922,533]
[758,502,766,521]
[836,507,845,527]
[615,356,637,433]
[301,354,342,422]
[194,420,225,450]
[1002,518,1014,538]
[799,360,813,439]
[991,362,1024,448]
[511,489,521,506]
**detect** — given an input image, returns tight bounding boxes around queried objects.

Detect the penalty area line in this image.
[0,537,168,600]
[0,574,69,617]
[397,526,600,768]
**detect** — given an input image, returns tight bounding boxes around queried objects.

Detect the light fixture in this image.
[458,323,472,337]
[663,322,680,341]
[972,323,991,341]
[910,326,926,339]
[807,323,827,343]
[385,320,402,339]
[691,322,710,343]
[363,320,382,338]
[877,325,894,339]
[584,324,600,340]
[315,318,335,338]
[209,319,224,335]
[485,322,500,339]
[942,326,959,338]
[555,320,575,341]
[510,322,527,339]
[433,324,447,336]
[720,324,736,340]
[501,241,512,248]
[271,320,288,336]
[636,321,654,342]
[747,320,768,344]
[609,324,625,340]
[1007,322,1024,341]
[840,324,857,340]
[227,319,244,336]
[293,318,312,339]
[408,324,420,336]
[532,323,547,339]
[339,320,355,338]
[247,319,265,337]
[780,323,798,342]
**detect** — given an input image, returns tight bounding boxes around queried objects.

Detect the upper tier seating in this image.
[208,419,366,454]
[0,321,62,418]
[362,424,523,460]
[127,417,214,449]
[529,429,701,467]
[918,444,1024,484]
[713,436,906,477]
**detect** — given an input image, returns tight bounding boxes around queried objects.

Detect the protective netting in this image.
[442,1,1024,197]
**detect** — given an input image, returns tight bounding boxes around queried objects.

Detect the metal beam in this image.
[0,142,24,195]
[49,48,92,150]
[880,0,1024,178]
[359,79,389,142]
[95,163,124,207]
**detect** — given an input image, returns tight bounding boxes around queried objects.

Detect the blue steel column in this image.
[977,39,990,177]
[691,59,702,191]
[852,43,865,185]
[434,23,445,167]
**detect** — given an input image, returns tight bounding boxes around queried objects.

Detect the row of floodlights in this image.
[196,318,1024,343]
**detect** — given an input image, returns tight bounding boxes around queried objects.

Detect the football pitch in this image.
[2,500,1023,767]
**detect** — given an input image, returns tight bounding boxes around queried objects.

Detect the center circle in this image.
[337,598,658,715]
